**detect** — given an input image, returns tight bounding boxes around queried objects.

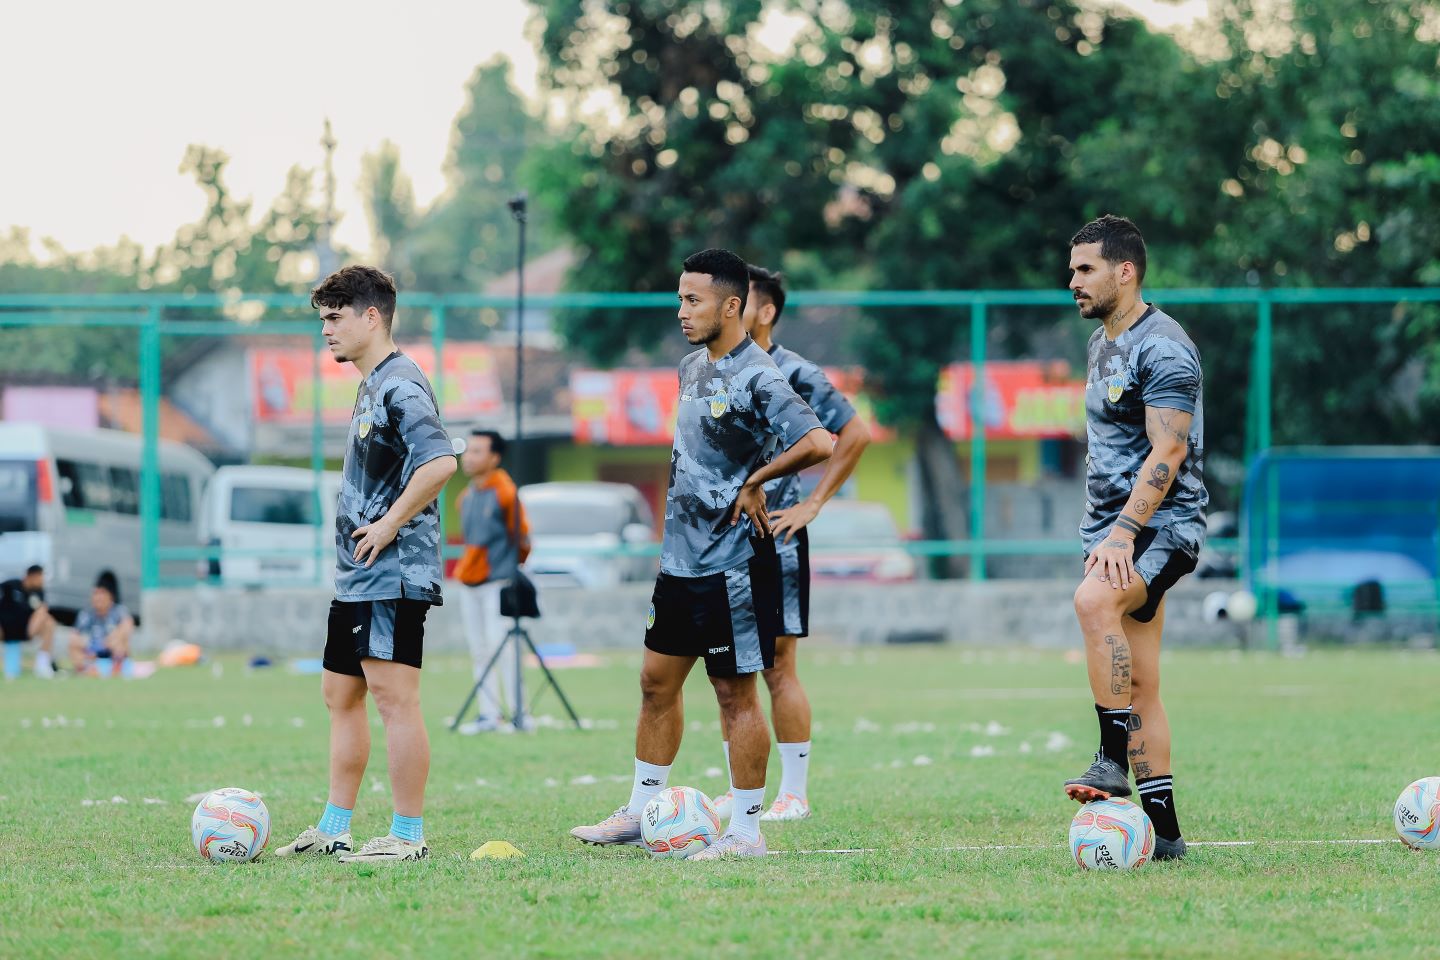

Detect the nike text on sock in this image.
[318,802,353,837]
[1136,775,1180,840]
[777,741,811,801]
[627,758,671,815]
[390,812,424,844]
[1095,703,1132,770]
[728,787,765,842]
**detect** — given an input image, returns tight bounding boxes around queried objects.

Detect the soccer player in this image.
[276,265,456,864]
[710,265,871,823]
[70,572,133,677]
[454,428,531,733]
[570,248,832,859]
[1,564,57,678]
[1062,215,1207,862]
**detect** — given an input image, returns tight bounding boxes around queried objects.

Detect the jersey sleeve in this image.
[791,361,856,435]
[386,378,455,473]
[1140,340,1201,415]
[751,368,824,450]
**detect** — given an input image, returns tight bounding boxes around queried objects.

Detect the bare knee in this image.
[323,679,368,715]
[710,674,758,715]
[639,669,682,710]
[1074,581,1124,627]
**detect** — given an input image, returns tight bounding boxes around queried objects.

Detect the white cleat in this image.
[570,806,645,847]
[273,827,352,858]
[338,834,429,864]
[759,792,811,822]
[710,790,734,821]
[688,832,767,861]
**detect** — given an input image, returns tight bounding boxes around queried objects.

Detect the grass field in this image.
[2,644,1437,959]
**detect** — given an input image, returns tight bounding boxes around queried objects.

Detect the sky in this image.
[0,0,1205,260]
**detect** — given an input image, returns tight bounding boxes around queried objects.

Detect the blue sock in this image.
[318,802,353,836]
[3,643,21,679]
[390,812,424,843]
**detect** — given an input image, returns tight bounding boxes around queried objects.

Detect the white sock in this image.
[722,740,733,794]
[626,759,671,816]
[35,651,52,672]
[778,741,811,801]
[728,787,765,842]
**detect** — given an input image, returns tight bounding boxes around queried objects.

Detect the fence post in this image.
[140,306,162,592]
[969,300,987,581]
[1255,296,1273,453]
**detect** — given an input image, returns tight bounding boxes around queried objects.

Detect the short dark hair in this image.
[681,248,748,316]
[311,265,398,331]
[95,569,119,603]
[469,428,506,457]
[1070,215,1147,284]
[747,264,786,325]
[25,564,43,577]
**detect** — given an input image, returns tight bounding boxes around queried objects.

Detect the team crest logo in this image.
[1105,373,1125,404]
[356,395,373,438]
[646,603,656,630]
[709,389,728,418]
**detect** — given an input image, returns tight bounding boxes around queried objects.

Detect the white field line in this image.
[773,838,1398,855]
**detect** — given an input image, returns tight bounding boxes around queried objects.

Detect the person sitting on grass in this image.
[70,573,134,677]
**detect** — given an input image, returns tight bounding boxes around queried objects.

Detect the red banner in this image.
[570,361,1083,446]
[250,344,503,424]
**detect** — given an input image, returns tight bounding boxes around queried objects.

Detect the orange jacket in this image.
[454,471,531,586]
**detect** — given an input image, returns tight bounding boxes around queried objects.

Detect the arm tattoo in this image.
[1105,634,1131,696]
[1145,462,1171,491]
[1133,498,1152,516]
[1102,539,1131,551]
[1147,407,1191,447]
[1114,515,1143,537]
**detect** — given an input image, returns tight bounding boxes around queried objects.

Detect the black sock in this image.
[1094,703,1131,770]
[1137,775,1180,840]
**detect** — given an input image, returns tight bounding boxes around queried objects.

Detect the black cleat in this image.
[1063,753,1133,802]
[1152,835,1187,861]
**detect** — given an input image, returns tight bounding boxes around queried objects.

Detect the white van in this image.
[198,465,341,587]
[0,423,215,619]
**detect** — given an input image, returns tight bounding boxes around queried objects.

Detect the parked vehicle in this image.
[0,423,214,619]
[806,500,918,582]
[198,465,341,587]
[518,482,656,588]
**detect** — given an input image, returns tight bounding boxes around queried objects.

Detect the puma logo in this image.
[1149,796,1169,808]
[746,804,763,816]
[1110,719,1129,730]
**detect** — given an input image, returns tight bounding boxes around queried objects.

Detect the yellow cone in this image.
[470,840,525,860]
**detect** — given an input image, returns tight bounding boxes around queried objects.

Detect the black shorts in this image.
[1,613,30,642]
[1086,526,1198,625]
[324,599,429,677]
[644,538,782,677]
[775,527,810,638]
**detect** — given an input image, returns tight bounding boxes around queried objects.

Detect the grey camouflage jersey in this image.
[661,337,824,577]
[762,343,857,554]
[1081,305,1208,556]
[335,351,455,604]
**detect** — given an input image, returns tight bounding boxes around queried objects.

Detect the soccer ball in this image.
[1069,797,1154,870]
[191,787,271,863]
[641,786,722,859]
[1393,777,1440,850]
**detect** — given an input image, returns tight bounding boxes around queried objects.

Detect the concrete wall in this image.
[140,578,1247,655]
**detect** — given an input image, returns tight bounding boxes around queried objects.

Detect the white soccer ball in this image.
[1227,590,1259,623]
[641,786,722,859]
[1069,797,1155,870]
[191,787,271,863]
[1393,777,1440,850]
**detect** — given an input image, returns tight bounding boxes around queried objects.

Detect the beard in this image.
[685,312,724,345]
[1076,287,1119,321]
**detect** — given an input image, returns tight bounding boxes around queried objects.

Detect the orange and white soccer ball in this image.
[191,787,271,863]
[641,786,722,859]
[1068,797,1154,870]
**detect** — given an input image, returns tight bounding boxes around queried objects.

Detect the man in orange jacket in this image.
[454,429,531,733]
